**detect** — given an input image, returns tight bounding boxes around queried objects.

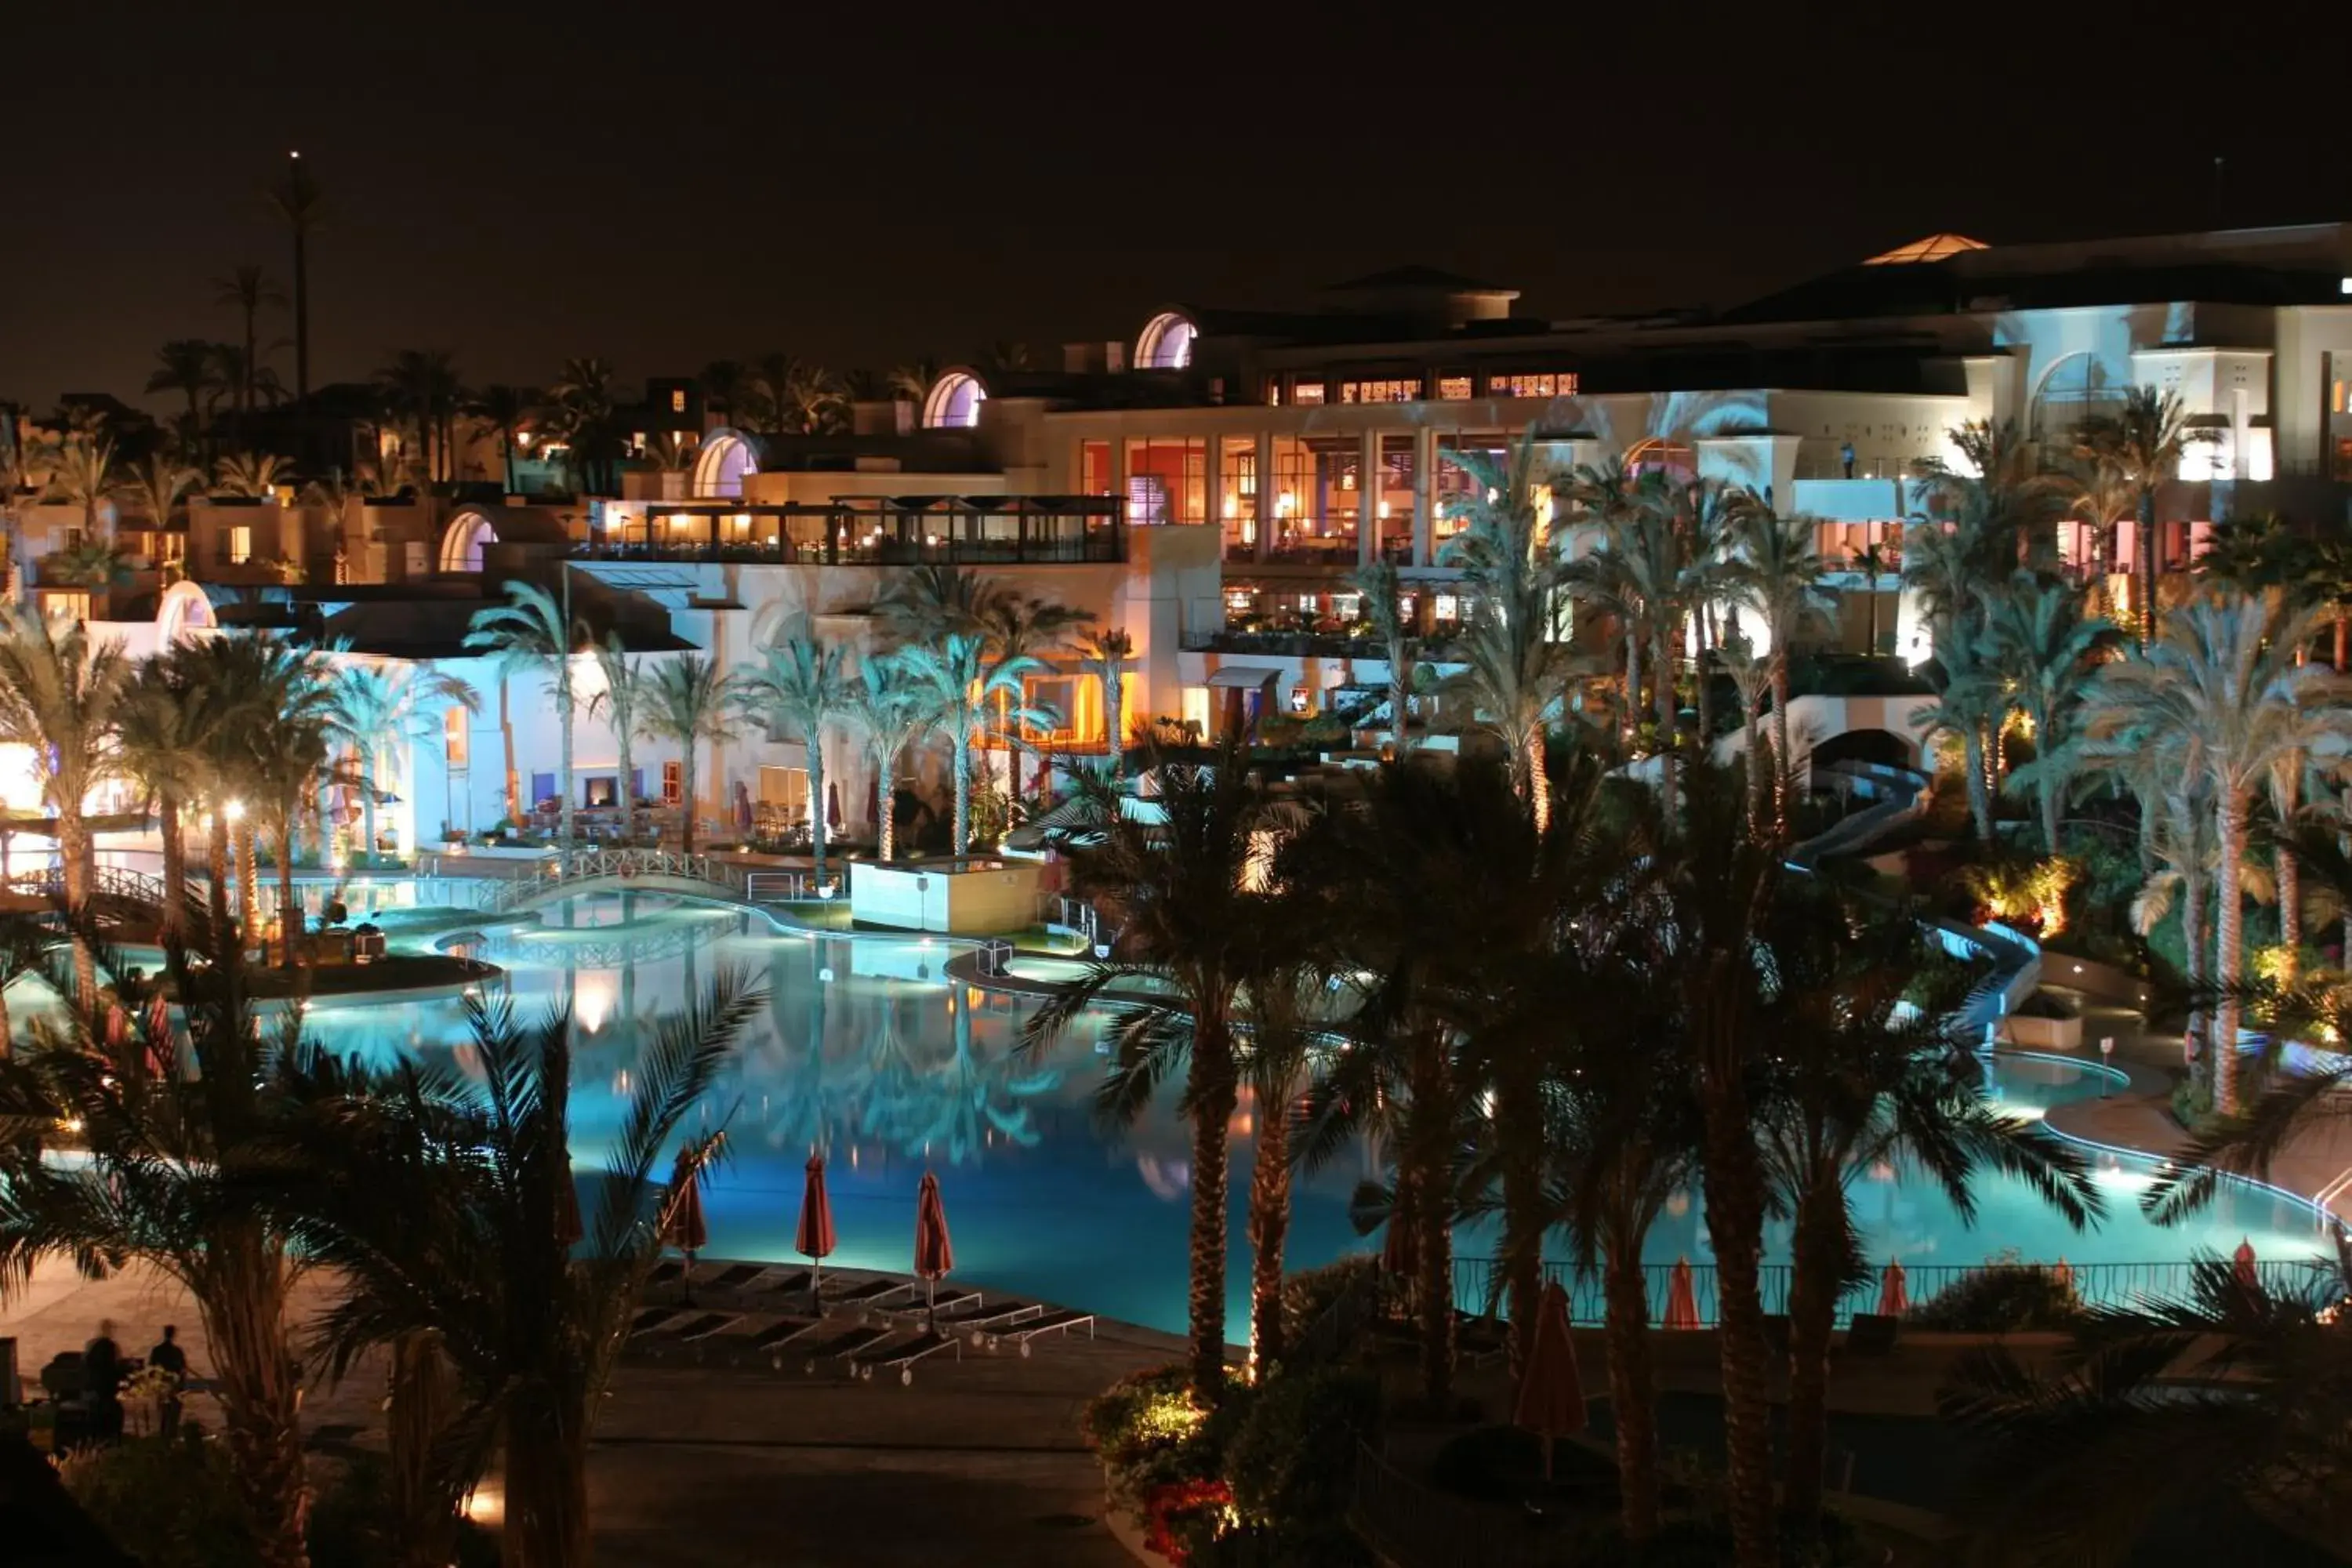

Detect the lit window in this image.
[41,590,89,623]
[1225,588,1255,612]
[670,388,687,413]
[1432,593,1460,622]
[1291,380,1326,406]
[1338,379,1422,404]
[229,524,252,564]
[662,760,683,804]
[1298,593,1319,612]
[444,706,469,770]
[1289,684,1310,714]
[1436,376,1473,400]
[1492,372,1577,398]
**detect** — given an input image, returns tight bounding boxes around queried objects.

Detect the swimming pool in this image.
[292,891,2336,1338]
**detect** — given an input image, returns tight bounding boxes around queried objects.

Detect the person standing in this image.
[1840,439,1857,479]
[147,1325,188,1441]
[82,1319,124,1443]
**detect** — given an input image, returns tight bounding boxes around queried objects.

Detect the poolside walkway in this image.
[2039,996,2352,1229]
[2,1257,1170,1566]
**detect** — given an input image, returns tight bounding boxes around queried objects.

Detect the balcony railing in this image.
[575,496,1124,567]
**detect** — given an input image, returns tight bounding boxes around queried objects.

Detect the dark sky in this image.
[7,0,2344,416]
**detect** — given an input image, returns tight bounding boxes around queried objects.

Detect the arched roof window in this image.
[922,372,988,430]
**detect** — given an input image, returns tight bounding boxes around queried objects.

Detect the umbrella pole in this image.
[682,1248,695,1308]
[810,1257,822,1316]
[927,1276,936,1335]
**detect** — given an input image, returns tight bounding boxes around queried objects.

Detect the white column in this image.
[1203,434,1225,547]
[1412,427,1438,566]
[1358,426,1381,568]
[1254,431,1275,563]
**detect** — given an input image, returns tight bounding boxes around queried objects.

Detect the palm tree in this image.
[466,580,586,851]
[117,452,198,538]
[0,924,314,1566]
[247,664,336,968]
[1347,561,1415,755]
[1024,752,1273,1400]
[1903,511,2012,841]
[887,358,940,404]
[212,450,292,499]
[1942,1252,2352,1568]
[117,659,206,938]
[1,425,57,601]
[1755,877,2099,1532]
[841,652,936,862]
[747,352,806,437]
[376,350,463,485]
[267,154,324,406]
[213,265,287,427]
[1233,940,1334,1373]
[779,363,849,434]
[902,632,1041,854]
[464,383,539,495]
[43,434,117,541]
[0,607,129,1008]
[1439,434,1582,827]
[1979,572,2121,854]
[637,654,740,858]
[876,563,1003,645]
[38,538,132,593]
[2075,389,2209,645]
[330,662,481,868]
[975,591,1092,800]
[697,360,755,430]
[546,358,622,496]
[735,635,847,877]
[586,638,644,843]
[147,339,220,436]
[1079,626,1134,771]
[1722,500,1831,836]
[2078,587,2350,1113]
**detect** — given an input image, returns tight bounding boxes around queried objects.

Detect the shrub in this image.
[1907,1266,2085,1332]
[1082,1363,1246,1512]
[1281,1255,1380,1348]
[1225,1367,1381,1559]
[60,1432,259,1568]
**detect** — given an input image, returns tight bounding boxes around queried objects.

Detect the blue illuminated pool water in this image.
[297,892,2336,1338]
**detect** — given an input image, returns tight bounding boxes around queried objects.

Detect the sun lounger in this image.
[850,1330,963,1385]
[648,1261,685,1287]
[824,1276,917,1312]
[742,1317,822,1368]
[700,1263,768,1292]
[937,1299,1047,1338]
[796,1323,900,1375]
[626,1308,683,1339]
[639,1312,734,1356]
[888,1287,981,1319]
[745,1269,813,1300]
[993,1309,1097,1356]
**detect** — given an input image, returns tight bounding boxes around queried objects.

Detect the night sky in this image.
[6,0,2344,415]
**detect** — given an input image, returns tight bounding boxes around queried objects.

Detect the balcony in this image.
[575,496,1124,567]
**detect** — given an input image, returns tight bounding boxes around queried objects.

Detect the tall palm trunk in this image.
[209,813,234,949]
[951,732,973,854]
[238,822,262,938]
[1693,615,1715,749]
[557,668,575,855]
[2135,492,2157,648]
[2214,794,2247,1115]
[503,1390,590,1568]
[277,827,300,969]
[874,749,897,862]
[1699,1094,1777,1568]
[158,797,186,938]
[1782,1174,1845,1529]
[1622,627,1643,745]
[679,741,699,858]
[2182,855,2209,1083]
[2037,761,2063,856]
[387,1333,463,1568]
[498,679,520,824]
[58,811,96,1011]
[1186,1021,1237,1401]
[615,724,637,846]
[1770,655,1795,837]
[1736,684,1766,833]
[1494,1058,1546,1373]
[808,744,829,887]
[1653,625,1679,814]
[1600,1208,1661,1545]
[204,1228,309,1568]
[361,769,379,868]
[1961,728,1994,841]
[1523,730,1551,837]
[1106,664,1129,771]
[1245,1093,1295,1372]
[1406,1029,1456,1405]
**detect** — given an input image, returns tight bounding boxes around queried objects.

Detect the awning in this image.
[1205,666,1281,691]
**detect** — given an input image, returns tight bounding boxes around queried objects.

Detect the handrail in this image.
[481,848,752,913]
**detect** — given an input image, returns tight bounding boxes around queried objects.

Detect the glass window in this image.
[1123,437,1207,525]
[531,771,556,806]
[1488,372,1579,398]
[228,524,252,564]
[662,760,683,804]
[1436,375,1473,400]
[443,706,468,770]
[1218,436,1258,557]
[1338,378,1422,404]
[1290,380,1326,406]
[670,388,687,413]
[1080,439,1112,496]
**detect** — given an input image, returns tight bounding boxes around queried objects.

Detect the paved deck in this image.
[2,1258,1171,1566]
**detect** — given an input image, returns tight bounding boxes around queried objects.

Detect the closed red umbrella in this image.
[913,1171,953,1326]
[1663,1257,1700,1330]
[2234,1237,2259,1290]
[797,1153,837,1311]
[1512,1281,1586,1481]
[555,1173,583,1252]
[1876,1260,1909,1317]
[661,1153,710,1305]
